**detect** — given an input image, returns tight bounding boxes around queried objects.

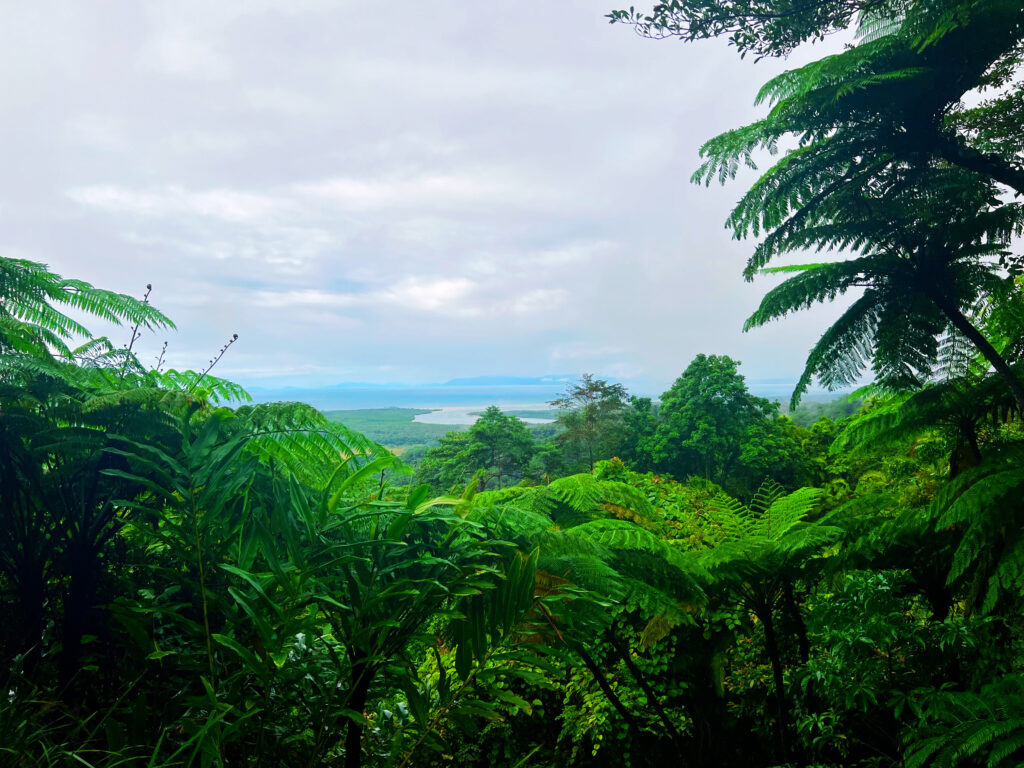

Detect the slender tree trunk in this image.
[573,643,643,734]
[781,583,810,665]
[932,295,1024,415]
[760,610,789,761]
[949,419,982,479]
[611,636,687,751]
[59,537,99,696]
[345,658,373,768]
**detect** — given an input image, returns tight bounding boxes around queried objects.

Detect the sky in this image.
[1,1,853,393]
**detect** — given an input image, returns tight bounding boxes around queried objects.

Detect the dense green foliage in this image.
[323,408,453,448]
[6,1,1024,766]
[416,406,536,492]
[784,396,863,428]
[547,374,630,472]
[5,259,1024,767]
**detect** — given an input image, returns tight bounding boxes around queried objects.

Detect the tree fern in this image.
[0,257,173,360]
[235,401,404,493]
[465,473,704,628]
[464,496,554,542]
[571,519,703,598]
[679,0,1024,411]
[905,675,1024,768]
[932,442,1024,614]
[545,474,612,516]
[742,170,1022,407]
[832,373,1018,481]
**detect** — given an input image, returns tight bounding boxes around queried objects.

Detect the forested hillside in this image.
[4,1,1024,767]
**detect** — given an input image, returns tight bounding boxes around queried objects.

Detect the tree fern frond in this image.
[744,258,879,331]
[931,443,1024,612]
[0,257,173,357]
[466,500,555,542]
[794,293,881,408]
[541,552,624,600]
[570,518,700,583]
[546,474,608,515]
[236,402,405,491]
[155,368,252,403]
[618,575,691,623]
[58,279,175,331]
[856,5,905,44]
[692,118,784,188]
[905,675,1024,768]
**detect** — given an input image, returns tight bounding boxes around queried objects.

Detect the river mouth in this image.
[412,404,556,426]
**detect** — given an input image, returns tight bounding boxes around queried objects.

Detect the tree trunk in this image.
[781,582,810,665]
[949,419,982,479]
[935,134,1024,199]
[932,295,1024,415]
[760,610,789,762]
[345,659,373,768]
[611,636,687,751]
[573,643,643,734]
[59,537,100,696]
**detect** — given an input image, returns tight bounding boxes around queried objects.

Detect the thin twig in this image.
[189,333,239,393]
[120,283,151,378]
[154,340,168,372]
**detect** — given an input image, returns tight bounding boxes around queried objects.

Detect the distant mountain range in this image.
[440,375,576,387]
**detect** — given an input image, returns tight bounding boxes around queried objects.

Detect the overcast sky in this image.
[1,1,852,392]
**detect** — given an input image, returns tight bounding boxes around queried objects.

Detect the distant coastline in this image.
[245,378,849,412]
[413,404,556,426]
[246,384,573,412]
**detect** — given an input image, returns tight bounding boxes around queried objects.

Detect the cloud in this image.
[10,0,851,391]
[510,288,567,315]
[251,277,478,315]
[140,35,232,80]
[293,170,552,212]
[380,277,478,314]
[68,185,289,223]
[548,342,626,361]
[250,277,563,321]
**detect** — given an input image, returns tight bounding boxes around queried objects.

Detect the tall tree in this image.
[466,406,536,489]
[642,355,775,481]
[549,374,629,470]
[416,430,476,492]
[416,407,535,492]
[700,483,836,760]
[617,1,1024,409]
[610,0,887,58]
[621,395,659,471]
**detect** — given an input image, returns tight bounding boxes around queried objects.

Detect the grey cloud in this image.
[1,0,850,391]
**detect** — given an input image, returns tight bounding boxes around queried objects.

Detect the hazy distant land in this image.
[250,375,847,412]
